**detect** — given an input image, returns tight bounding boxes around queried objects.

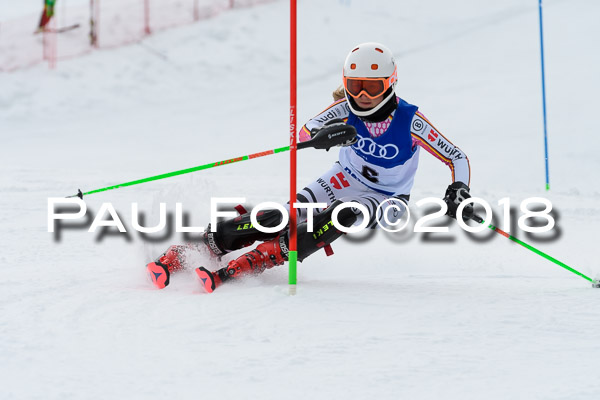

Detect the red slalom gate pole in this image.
[193,0,199,21]
[48,17,57,69]
[288,0,298,295]
[144,0,151,35]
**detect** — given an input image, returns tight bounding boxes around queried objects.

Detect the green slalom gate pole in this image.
[67,146,291,199]
[471,214,599,287]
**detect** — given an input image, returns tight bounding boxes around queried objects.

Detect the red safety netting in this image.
[0,0,274,72]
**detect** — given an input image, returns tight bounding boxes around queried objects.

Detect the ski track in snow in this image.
[1,0,600,399]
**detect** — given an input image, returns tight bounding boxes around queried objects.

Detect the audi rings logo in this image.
[352,138,400,159]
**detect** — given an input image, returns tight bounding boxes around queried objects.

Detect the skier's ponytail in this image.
[332,85,345,101]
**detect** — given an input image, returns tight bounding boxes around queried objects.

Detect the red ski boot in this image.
[195,236,289,293]
[201,207,284,258]
[147,245,186,289]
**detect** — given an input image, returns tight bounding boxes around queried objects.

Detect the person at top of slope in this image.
[147,42,473,292]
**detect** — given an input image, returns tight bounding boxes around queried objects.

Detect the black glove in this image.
[443,181,473,221]
[301,119,357,151]
[321,119,358,147]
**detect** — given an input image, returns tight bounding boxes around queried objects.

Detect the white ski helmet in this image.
[343,42,398,117]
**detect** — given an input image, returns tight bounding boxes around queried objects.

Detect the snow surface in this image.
[1,0,600,399]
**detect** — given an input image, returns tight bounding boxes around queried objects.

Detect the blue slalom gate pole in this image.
[538,0,550,191]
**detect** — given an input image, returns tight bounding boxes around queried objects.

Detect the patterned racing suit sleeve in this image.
[409,111,471,185]
[299,99,350,142]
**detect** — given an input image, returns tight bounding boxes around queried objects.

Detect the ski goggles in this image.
[343,71,397,99]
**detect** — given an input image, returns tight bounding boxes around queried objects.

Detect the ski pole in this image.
[66,123,357,199]
[67,145,291,199]
[471,214,599,287]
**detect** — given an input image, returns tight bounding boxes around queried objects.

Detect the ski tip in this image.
[195,267,216,293]
[147,262,169,289]
[592,280,600,289]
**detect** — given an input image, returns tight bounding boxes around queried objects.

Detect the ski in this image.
[52,23,81,33]
[35,23,80,34]
[195,267,219,293]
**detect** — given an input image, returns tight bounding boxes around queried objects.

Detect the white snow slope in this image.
[2,0,600,399]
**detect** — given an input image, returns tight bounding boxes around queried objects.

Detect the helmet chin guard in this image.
[342,42,397,118]
[345,87,396,118]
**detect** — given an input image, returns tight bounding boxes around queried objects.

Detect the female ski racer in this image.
[147,42,473,293]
